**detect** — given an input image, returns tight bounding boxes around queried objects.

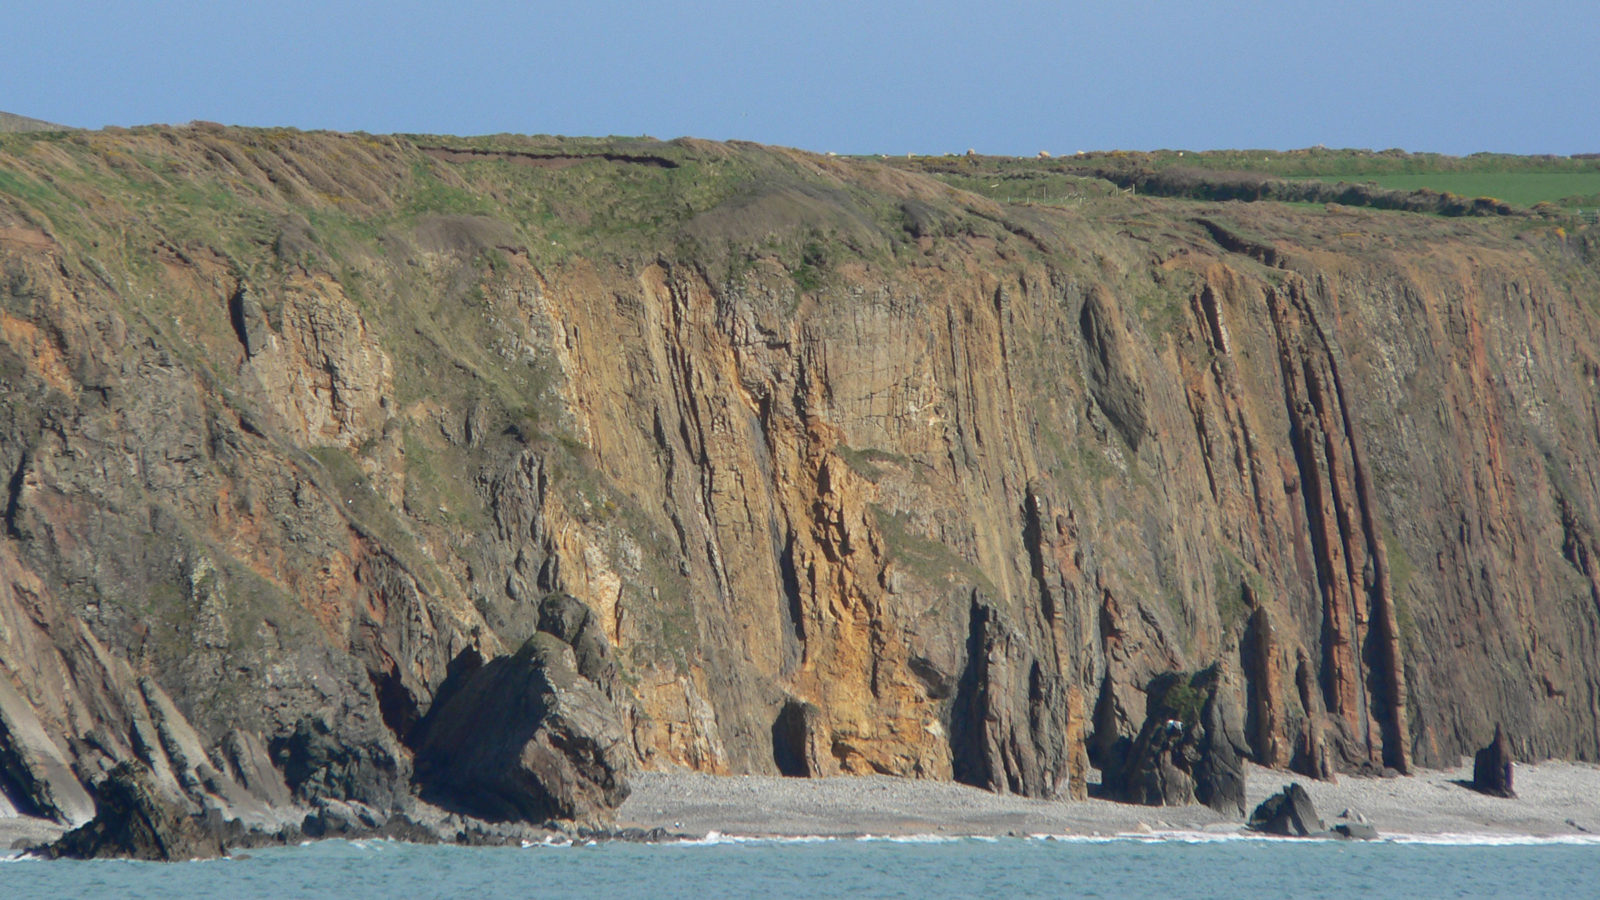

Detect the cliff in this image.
[2,125,1598,829]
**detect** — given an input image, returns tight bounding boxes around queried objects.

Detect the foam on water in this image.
[1383,831,1600,846]
[4,831,1598,900]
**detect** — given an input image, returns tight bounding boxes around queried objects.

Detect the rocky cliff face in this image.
[1,126,1598,827]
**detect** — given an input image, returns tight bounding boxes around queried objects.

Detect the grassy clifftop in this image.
[0,110,72,133]
[887,147,1600,215]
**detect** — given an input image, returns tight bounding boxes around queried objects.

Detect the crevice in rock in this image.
[949,596,989,788]
[368,667,421,746]
[778,527,806,647]
[1324,351,1410,773]
[3,450,25,538]
[1195,218,1283,267]
[1241,607,1286,767]
[1021,490,1057,623]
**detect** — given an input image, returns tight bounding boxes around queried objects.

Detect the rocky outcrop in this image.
[951,598,1088,799]
[1472,725,1516,798]
[2,125,1600,833]
[1248,783,1325,837]
[39,762,227,861]
[1248,783,1382,838]
[411,630,633,824]
[0,676,96,824]
[536,593,619,691]
[1102,666,1249,815]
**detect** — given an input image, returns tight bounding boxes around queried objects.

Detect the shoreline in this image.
[5,761,1598,854]
[613,761,1600,841]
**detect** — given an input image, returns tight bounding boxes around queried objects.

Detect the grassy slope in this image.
[1287,172,1600,208]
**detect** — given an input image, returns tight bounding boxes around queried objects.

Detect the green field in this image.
[887,148,1600,217]
[1292,172,1600,208]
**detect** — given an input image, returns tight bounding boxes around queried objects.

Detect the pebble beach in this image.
[615,762,1600,840]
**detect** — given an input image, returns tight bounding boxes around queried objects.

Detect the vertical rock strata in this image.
[0,128,1598,828]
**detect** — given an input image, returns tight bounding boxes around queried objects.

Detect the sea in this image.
[3,832,1598,899]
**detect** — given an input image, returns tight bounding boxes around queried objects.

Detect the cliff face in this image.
[2,126,1598,822]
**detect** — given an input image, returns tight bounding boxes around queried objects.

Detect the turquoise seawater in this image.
[3,834,1597,899]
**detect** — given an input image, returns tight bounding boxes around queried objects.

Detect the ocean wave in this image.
[1028,830,1263,844]
[517,827,1600,849]
[1026,829,1600,846]
[1382,832,1600,846]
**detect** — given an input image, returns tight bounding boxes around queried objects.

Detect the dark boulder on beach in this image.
[1103,665,1250,815]
[1333,821,1379,840]
[1472,724,1516,798]
[38,762,227,861]
[411,628,634,825]
[1248,783,1325,836]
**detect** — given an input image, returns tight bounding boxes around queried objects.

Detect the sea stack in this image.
[1472,725,1516,798]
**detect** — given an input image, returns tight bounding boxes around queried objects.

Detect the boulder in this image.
[1103,665,1249,815]
[1471,724,1515,798]
[1248,783,1325,836]
[411,631,633,824]
[39,762,227,860]
[1333,821,1380,840]
[228,287,273,357]
[537,593,618,690]
[300,798,386,838]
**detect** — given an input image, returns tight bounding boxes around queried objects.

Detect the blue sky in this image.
[7,1,1595,155]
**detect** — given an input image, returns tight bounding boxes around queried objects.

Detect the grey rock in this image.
[220,728,294,811]
[39,761,227,861]
[951,598,1086,799]
[1249,783,1325,837]
[537,593,617,690]
[1079,285,1149,450]
[272,715,404,808]
[1472,724,1516,798]
[301,798,385,838]
[0,677,96,825]
[1103,665,1249,816]
[1333,821,1380,840]
[411,632,633,824]
[229,287,272,357]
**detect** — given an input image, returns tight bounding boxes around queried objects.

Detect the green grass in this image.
[1136,148,1600,179]
[1290,172,1600,208]
[886,148,1600,216]
[1212,548,1261,635]
[872,505,994,592]
[834,445,908,482]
